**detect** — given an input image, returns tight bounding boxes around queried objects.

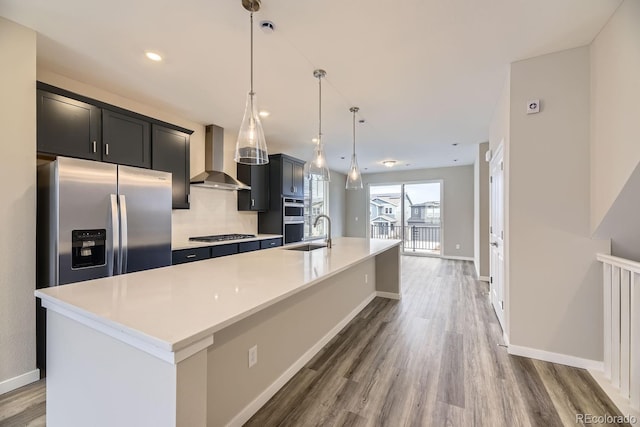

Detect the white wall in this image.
[328,170,347,237]
[590,0,640,261]
[474,142,490,279]
[507,46,609,362]
[590,0,640,233]
[346,165,474,258]
[0,17,39,392]
[36,70,258,244]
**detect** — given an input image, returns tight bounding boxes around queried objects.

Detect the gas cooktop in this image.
[189,234,256,243]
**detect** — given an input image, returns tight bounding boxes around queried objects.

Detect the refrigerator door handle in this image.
[109,194,119,276]
[119,194,128,274]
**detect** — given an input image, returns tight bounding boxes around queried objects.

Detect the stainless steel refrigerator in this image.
[37,156,172,286]
[36,156,172,371]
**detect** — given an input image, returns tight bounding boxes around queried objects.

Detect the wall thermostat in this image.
[527,99,540,114]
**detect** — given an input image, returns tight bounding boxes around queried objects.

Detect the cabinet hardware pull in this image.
[92,141,97,153]
[251,199,255,207]
[186,254,196,258]
[105,143,109,156]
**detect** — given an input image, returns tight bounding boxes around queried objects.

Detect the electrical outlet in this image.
[248,345,258,368]
[455,244,460,250]
[365,274,368,283]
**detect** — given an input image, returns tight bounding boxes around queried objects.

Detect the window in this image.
[304,178,329,238]
[384,207,393,214]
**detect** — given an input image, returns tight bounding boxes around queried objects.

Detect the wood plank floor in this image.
[0,379,45,427]
[246,256,629,427]
[0,257,629,426]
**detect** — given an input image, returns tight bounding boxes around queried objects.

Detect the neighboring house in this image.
[407,201,441,225]
[369,193,412,227]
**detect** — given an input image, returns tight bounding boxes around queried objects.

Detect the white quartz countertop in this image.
[172,234,283,250]
[36,238,401,357]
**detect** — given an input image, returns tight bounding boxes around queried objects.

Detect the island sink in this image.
[285,243,327,251]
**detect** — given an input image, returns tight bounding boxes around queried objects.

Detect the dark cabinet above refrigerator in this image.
[36,82,192,209]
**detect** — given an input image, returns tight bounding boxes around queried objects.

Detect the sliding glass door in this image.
[369,181,442,256]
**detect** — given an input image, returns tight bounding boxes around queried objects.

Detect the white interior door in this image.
[489,145,505,331]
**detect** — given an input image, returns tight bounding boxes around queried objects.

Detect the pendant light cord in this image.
[318,75,322,143]
[352,109,356,155]
[250,12,254,95]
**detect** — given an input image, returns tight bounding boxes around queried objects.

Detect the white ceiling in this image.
[0,0,621,173]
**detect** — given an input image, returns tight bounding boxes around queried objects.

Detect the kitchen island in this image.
[36,237,401,427]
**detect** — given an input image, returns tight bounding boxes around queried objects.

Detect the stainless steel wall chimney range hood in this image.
[190,124,251,191]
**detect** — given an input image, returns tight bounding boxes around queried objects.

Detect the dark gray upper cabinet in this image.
[281,156,305,198]
[237,163,268,211]
[151,125,190,209]
[102,110,150,168]
[37,90,101,161]
[36,83,193,210]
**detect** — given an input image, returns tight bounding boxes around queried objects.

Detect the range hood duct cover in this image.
[190,124,251,191]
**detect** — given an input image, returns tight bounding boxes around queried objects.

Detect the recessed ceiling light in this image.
[259,110,270,118]
[340,156,345,160]
[145,51,163,62]
[452,143,458,146]
[382,160,397,168]
[453,159,458,162]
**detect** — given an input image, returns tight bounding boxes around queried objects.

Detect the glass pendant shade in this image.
[345,106,363,190]
[346,154,363,189]
[234,91,268,164]
[306,140,331,181]
[234,6,268,165]
[305,69,330,181]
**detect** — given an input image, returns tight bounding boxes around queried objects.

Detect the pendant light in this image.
[234,0,269,165]
[305,69,330,181]
[346,106,363,190]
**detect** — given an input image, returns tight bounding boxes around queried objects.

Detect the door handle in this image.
[490,242,498,247]
[105,143,109,156]
[109,194,119,276]
[119,194,128,274]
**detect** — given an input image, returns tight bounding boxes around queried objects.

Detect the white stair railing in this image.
[597,253,640,410]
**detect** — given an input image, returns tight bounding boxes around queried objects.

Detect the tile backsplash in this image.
[172,186,257,243]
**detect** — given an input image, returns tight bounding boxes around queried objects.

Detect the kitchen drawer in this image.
[238,241,260,253]
[172,247,210,265]
[260,238,282,249]
[210,243,239,258]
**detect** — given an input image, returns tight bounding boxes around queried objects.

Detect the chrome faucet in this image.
[314,214,332,249]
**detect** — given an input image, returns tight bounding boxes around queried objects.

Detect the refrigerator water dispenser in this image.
[71,229,106,268]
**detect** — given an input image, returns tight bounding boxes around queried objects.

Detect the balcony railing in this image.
[370,224,441,252]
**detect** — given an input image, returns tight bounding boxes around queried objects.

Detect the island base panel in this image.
[375,244,401,298]
[46,310,207,427]
[207,258,376,426]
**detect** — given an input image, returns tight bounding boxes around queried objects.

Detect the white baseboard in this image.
[441,255,474,261]
[508,344,603,371]
[226,292,377,427]
[0,369,40,395]
[376,291,400,300]
[479,275,490,282]
[588,369,640,419]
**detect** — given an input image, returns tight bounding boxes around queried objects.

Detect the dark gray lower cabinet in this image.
[172,239,280,265]
[260,238,282,249]
[239,241,260,253]
[172,247,210,265]
[210,244,239,258]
